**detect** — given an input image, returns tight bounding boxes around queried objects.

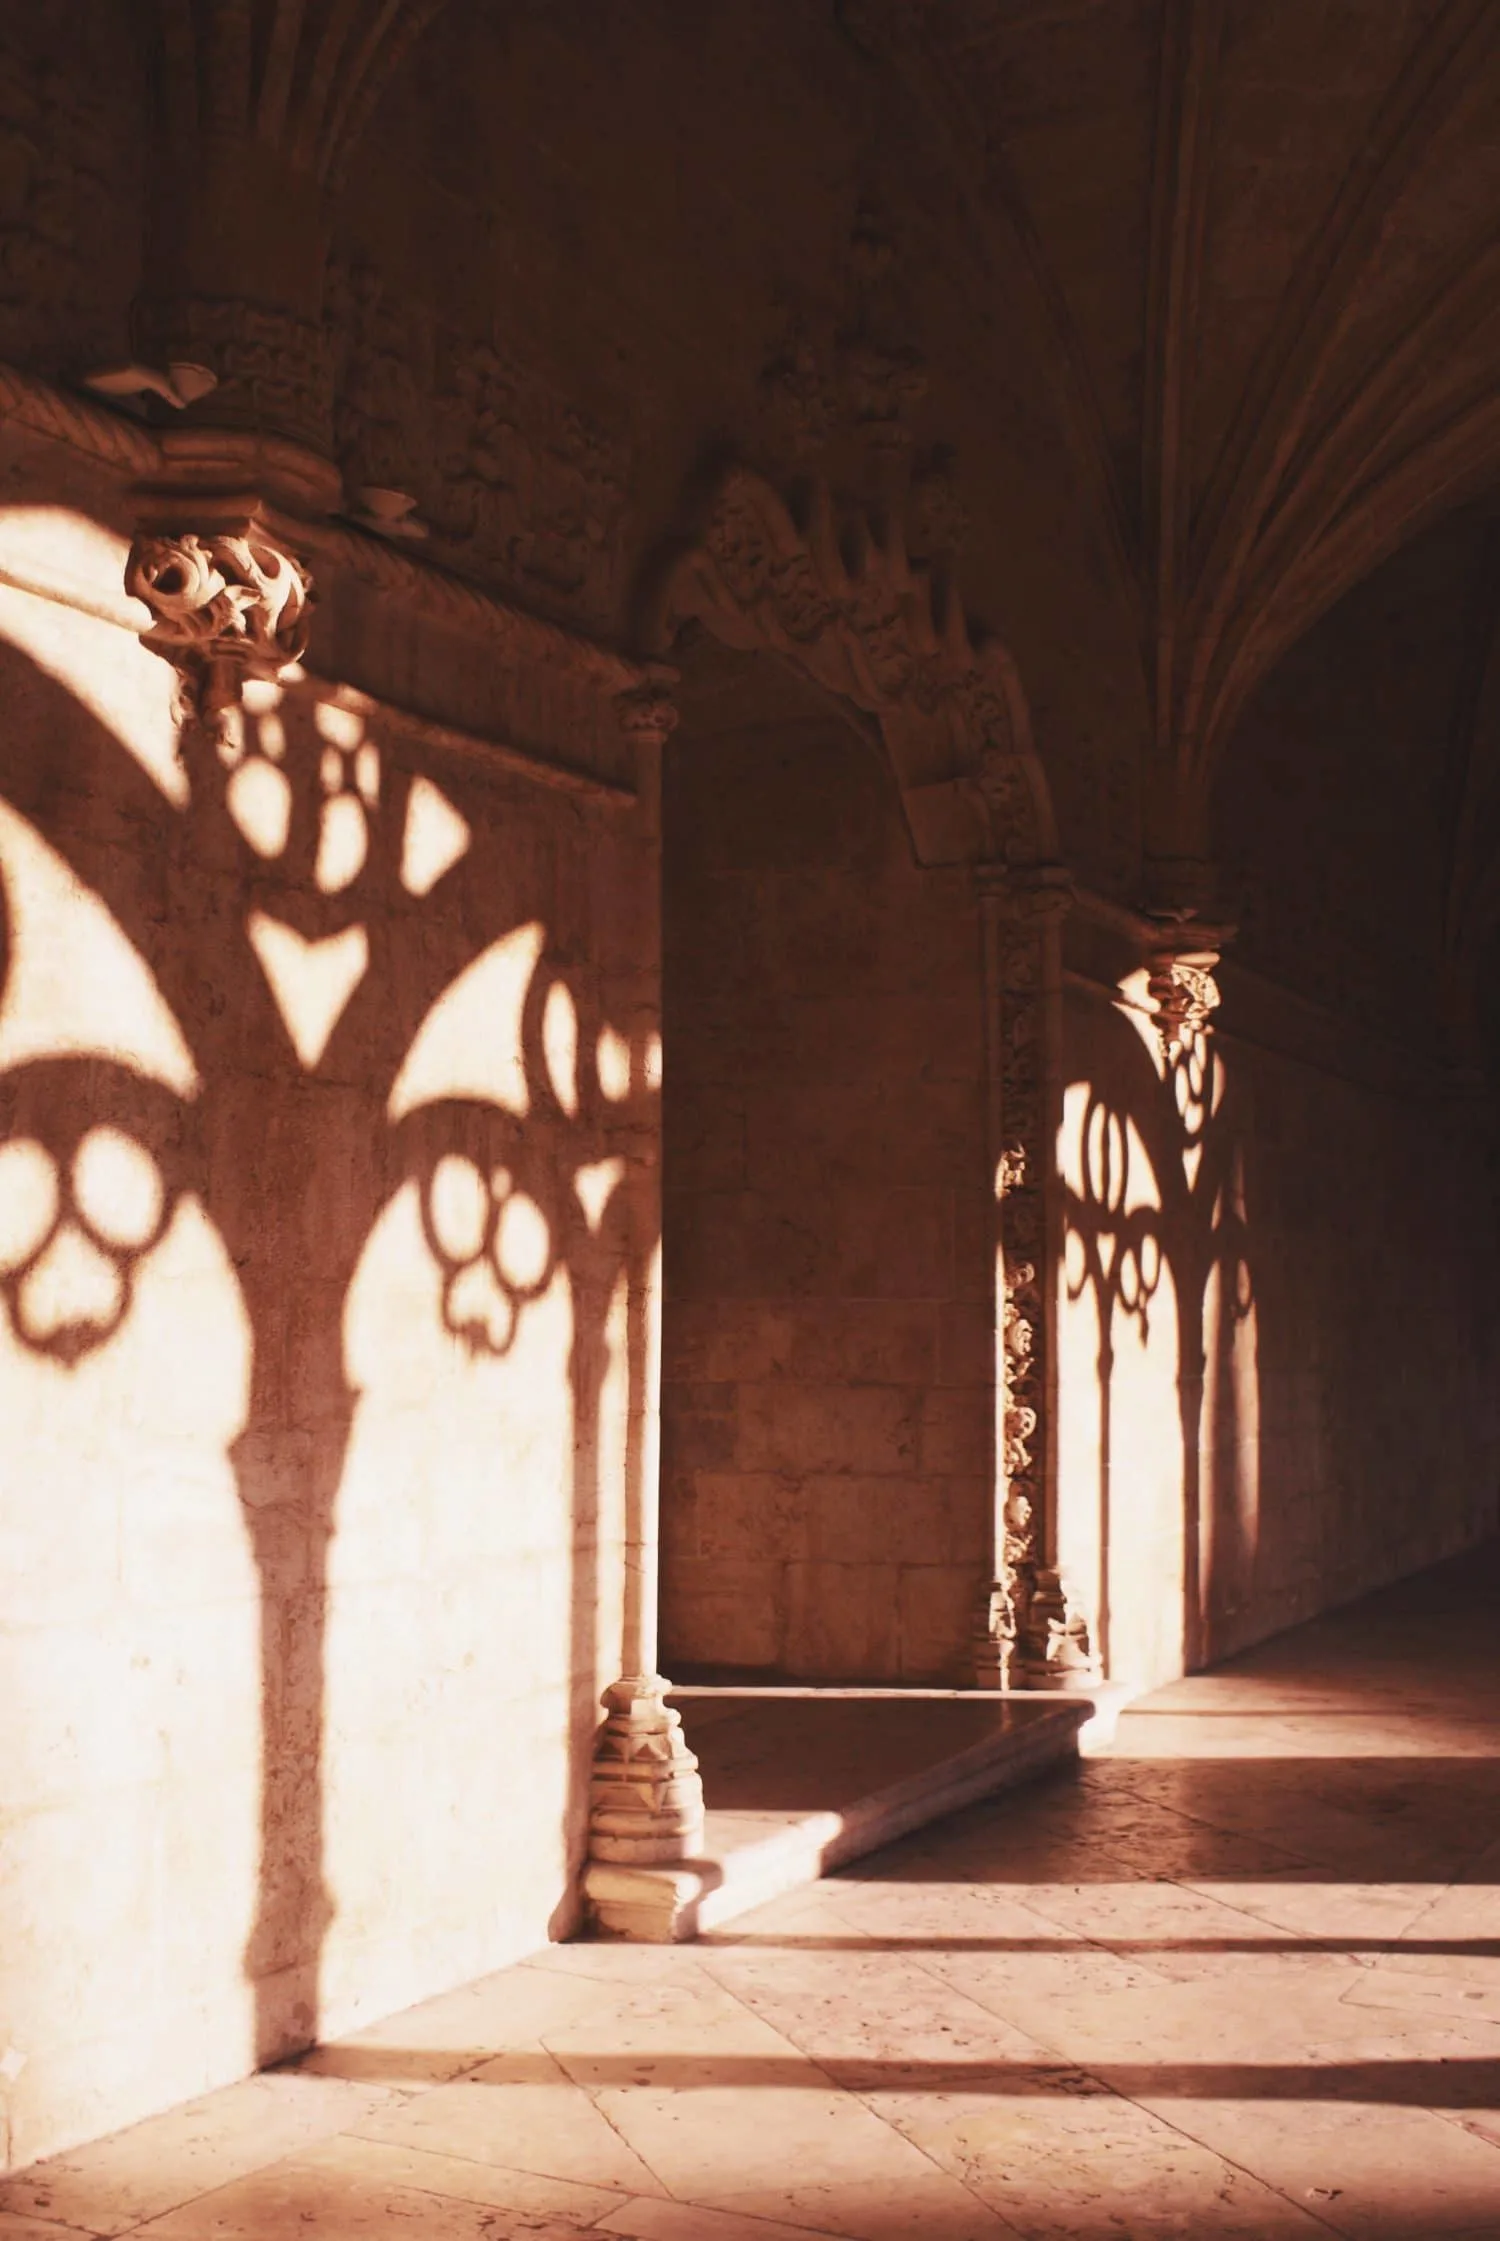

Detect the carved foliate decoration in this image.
[126,530,312,719]
[655,467,1057,870]
[1144,919,1231,1058]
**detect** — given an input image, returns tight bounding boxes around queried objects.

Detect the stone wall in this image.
[0,469,652,2172]
[659,650,991,1683]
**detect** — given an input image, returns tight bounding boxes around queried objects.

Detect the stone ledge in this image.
[582,1687,1090,1943]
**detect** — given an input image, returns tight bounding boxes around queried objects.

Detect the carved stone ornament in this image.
[126,530,313,719]
[653,468,1058,871]
[1145,920,1229,1057]
[587,1675,705,1865]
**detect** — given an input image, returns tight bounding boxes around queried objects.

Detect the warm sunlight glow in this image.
[388,922,545,1122]
[0,507,186,804]
[1058,1078,1183,1689]
[597,1024,632,1101]
[246,913,370,1070]
[226,758,293,859]
[543,981,579,1115]
[0,1139,57,1271]
[400,776,470,898]
[0,799,200,1096]
[574,1157,625,1233]
[428,1153,489,1262]
[72,1126,164,1249]
[494,1191,550,1290]
[330,1183,578,2026]
[1115,966,1167,1076]
[315,793,369,893]
[1,1178,258,2137]
[18,1223,123,1348]
[313,699,364,752]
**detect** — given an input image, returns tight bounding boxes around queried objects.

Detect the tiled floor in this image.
[5,1546,1500,2240]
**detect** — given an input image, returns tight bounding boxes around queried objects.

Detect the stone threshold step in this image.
[582,1686,1092,1943]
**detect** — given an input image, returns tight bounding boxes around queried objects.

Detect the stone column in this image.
[974,865,1099,1690]
[586,690,705,1881]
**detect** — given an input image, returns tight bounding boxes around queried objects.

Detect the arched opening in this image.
[658,630,991,1684]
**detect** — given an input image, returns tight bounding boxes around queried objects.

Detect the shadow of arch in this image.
[1060,1003,1258,1683]
[0,633,661,2070]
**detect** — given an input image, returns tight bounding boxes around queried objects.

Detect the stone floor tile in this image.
[129,2153,601,2239]
[0,2074,395,2237]
[253,2132,625,2221]
[11,1542,1500,2238]
[594,2198,857,2240]
[1128,2089,1500,2238]
[862,2082,1335,2239]
[699,1937,1053,2068]
[517,1946,711,1990]
[348,2054,667,2198]
[574,2032,1015,2238]
[294,1963,620,2089]
[540,1968,827,2071]
[1180,1877,1451,1949]
[0,2217,100,2239]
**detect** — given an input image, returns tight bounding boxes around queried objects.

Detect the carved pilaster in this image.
[976,866,1099,1690]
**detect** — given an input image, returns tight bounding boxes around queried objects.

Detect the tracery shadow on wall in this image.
[1059,987,1258,1683]
[0,625,655,2064]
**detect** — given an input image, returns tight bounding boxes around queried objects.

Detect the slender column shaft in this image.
[587,696,704,1870]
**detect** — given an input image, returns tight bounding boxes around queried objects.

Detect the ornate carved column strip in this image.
[975,866,1099,1690]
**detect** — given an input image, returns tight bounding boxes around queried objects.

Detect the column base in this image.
[586,1673,705,1866]
[974,1571,1100,1691]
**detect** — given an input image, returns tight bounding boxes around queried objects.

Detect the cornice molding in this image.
[0,361,653,708]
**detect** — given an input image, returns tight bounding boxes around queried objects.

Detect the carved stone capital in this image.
[614,683,680,751]
[1143,916,1235,1057]
[588,1675,705,1866]
[126,527,312,719]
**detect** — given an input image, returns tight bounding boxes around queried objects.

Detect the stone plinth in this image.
[582,1685,1089,1942]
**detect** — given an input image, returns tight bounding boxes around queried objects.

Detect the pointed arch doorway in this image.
[649,469,1092,1692]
